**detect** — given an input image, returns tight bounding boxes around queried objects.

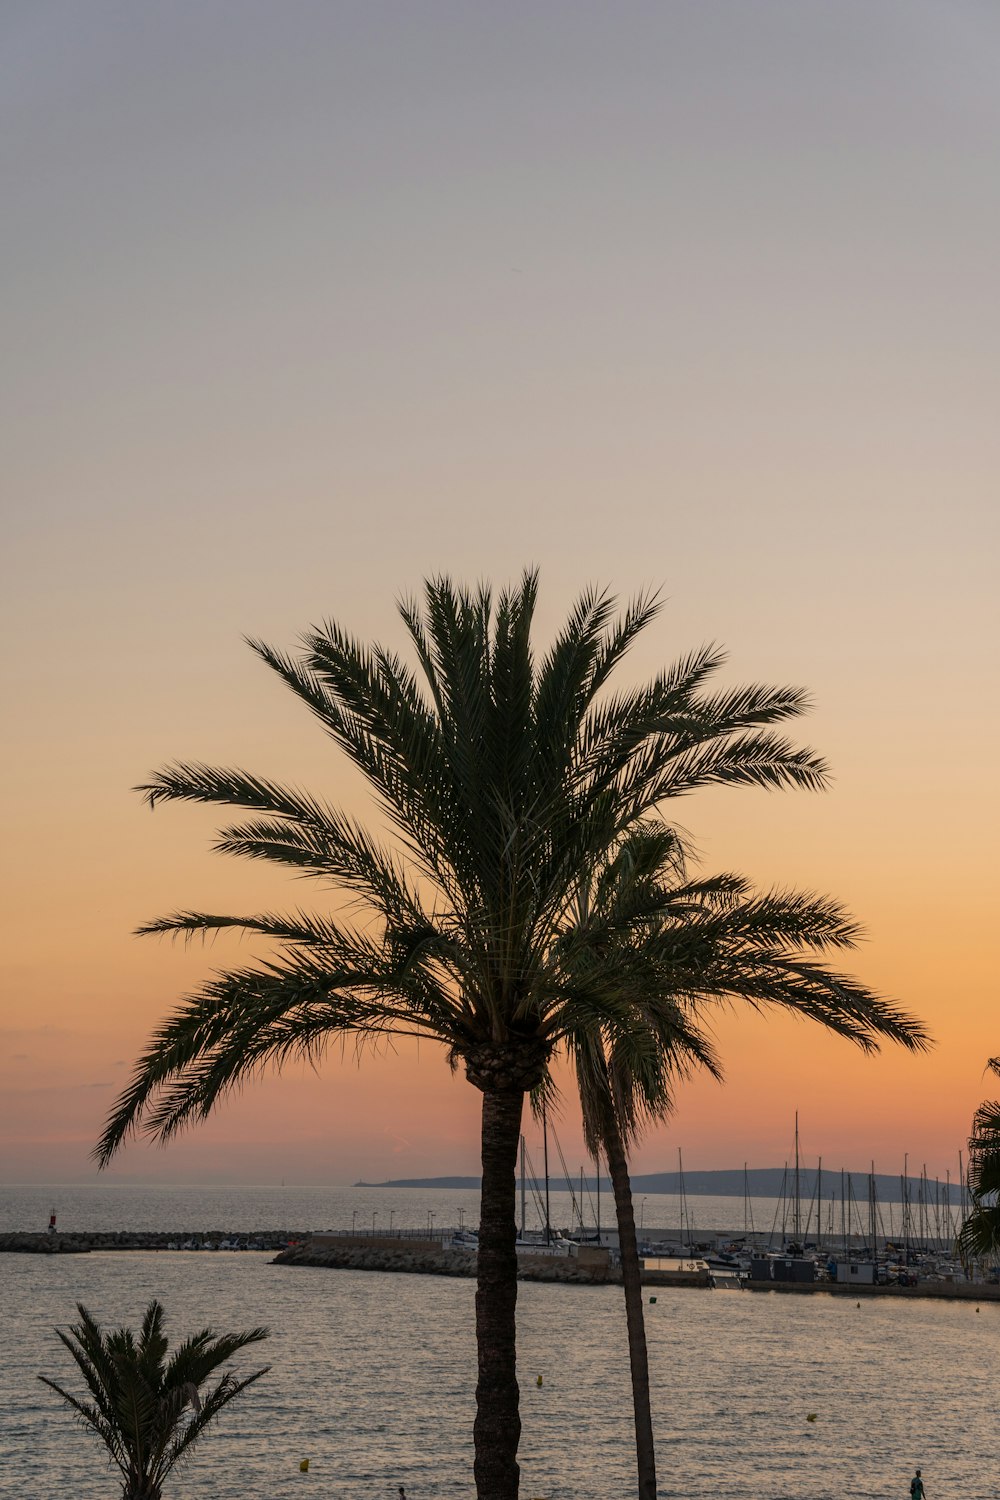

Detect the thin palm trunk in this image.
[605,1116,657,1500]
[475,1085,525,1500]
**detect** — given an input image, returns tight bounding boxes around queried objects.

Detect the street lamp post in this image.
[389,1209,394,1235]
[352,1210,357,1236]
[640,1197,647,1231]
[458,1208,465,1231]
[372,1211,378,1236]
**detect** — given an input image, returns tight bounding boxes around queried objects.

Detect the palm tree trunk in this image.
[604,1116,657,1500]
[475,1083,525,1500]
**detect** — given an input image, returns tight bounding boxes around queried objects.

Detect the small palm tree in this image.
[559,823,928,1500]
[95,573,840,1500]
[38,1299,269,1500]
[959,1058,1000,1262]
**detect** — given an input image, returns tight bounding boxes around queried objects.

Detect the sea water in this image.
[1,1186,993,1499]
[0,1180,936,1243]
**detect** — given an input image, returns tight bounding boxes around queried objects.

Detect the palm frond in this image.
[40,1301,269,1492]
[36,1376,127,1473]
[163,1365,271,1474]
[94,943,468,1163]
[165,1325,270,1389]
[960,1081,1000,1260]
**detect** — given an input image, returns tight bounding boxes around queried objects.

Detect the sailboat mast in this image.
[520,1135,526,1237]
[794,1111,801,1243]
[596,1156,601,1245]
[678,1147,690,1251]
[542,1098,551,1244]
[840,1168,847,1257]
[816,1157,823,1250]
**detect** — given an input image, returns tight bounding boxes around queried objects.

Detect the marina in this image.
[6,1225,996,1304]
[4,1138,993,1304]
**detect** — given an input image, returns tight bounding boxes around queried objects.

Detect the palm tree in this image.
[38,1300,269,1499]
[959,1058,1000,1262]
[96,572,838,1500]
[559,823,928,1500]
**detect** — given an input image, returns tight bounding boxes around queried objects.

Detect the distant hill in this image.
[355,1176,481,1189]
[630,1168,962,1205]
[356,1167,963,1203]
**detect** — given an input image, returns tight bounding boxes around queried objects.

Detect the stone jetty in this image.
[273,1234,616,1284]
[0,1230,302,1255]
[0,1230,615,1283]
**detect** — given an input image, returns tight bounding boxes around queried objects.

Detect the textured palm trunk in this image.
[474,1083,525,1500]
[605,1116,657,1500]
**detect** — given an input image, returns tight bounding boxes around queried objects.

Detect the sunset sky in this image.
[3,1,997,1187]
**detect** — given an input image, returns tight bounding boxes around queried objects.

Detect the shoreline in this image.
[0,1230,301,1255]
[272,1236,617,1284]
[7,1231,997,1302]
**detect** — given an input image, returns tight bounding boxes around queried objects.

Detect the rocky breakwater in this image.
[273,1235,615,1285]
[0,1230,303,1255]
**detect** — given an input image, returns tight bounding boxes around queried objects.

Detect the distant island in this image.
[355,1176,483,1189]
[356,1167,963,1202]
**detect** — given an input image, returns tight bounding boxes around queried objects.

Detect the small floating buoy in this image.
[976,1306,980,1313]
[299,1459,310,1472]
[536,1374,543,1387]
[649,1296,657,1304]
[856,1302,861,1309]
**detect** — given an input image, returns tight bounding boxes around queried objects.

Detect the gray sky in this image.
[2,2,997,1182]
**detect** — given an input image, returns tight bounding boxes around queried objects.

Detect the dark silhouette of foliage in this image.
[960,1058,1000,1261]
[39,1299,269,1499]
[97,572,900,1498]
[557,822,927,1499]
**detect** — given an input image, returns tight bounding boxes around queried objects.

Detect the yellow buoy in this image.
[536,1374,543,1387]
[806,1414,817,1423]
[299,1459,310,1472]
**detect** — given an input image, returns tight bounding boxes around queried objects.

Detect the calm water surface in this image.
[3,1244,995,1499]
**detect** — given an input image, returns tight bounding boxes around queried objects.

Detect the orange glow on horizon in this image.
[3,3,997,1187]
